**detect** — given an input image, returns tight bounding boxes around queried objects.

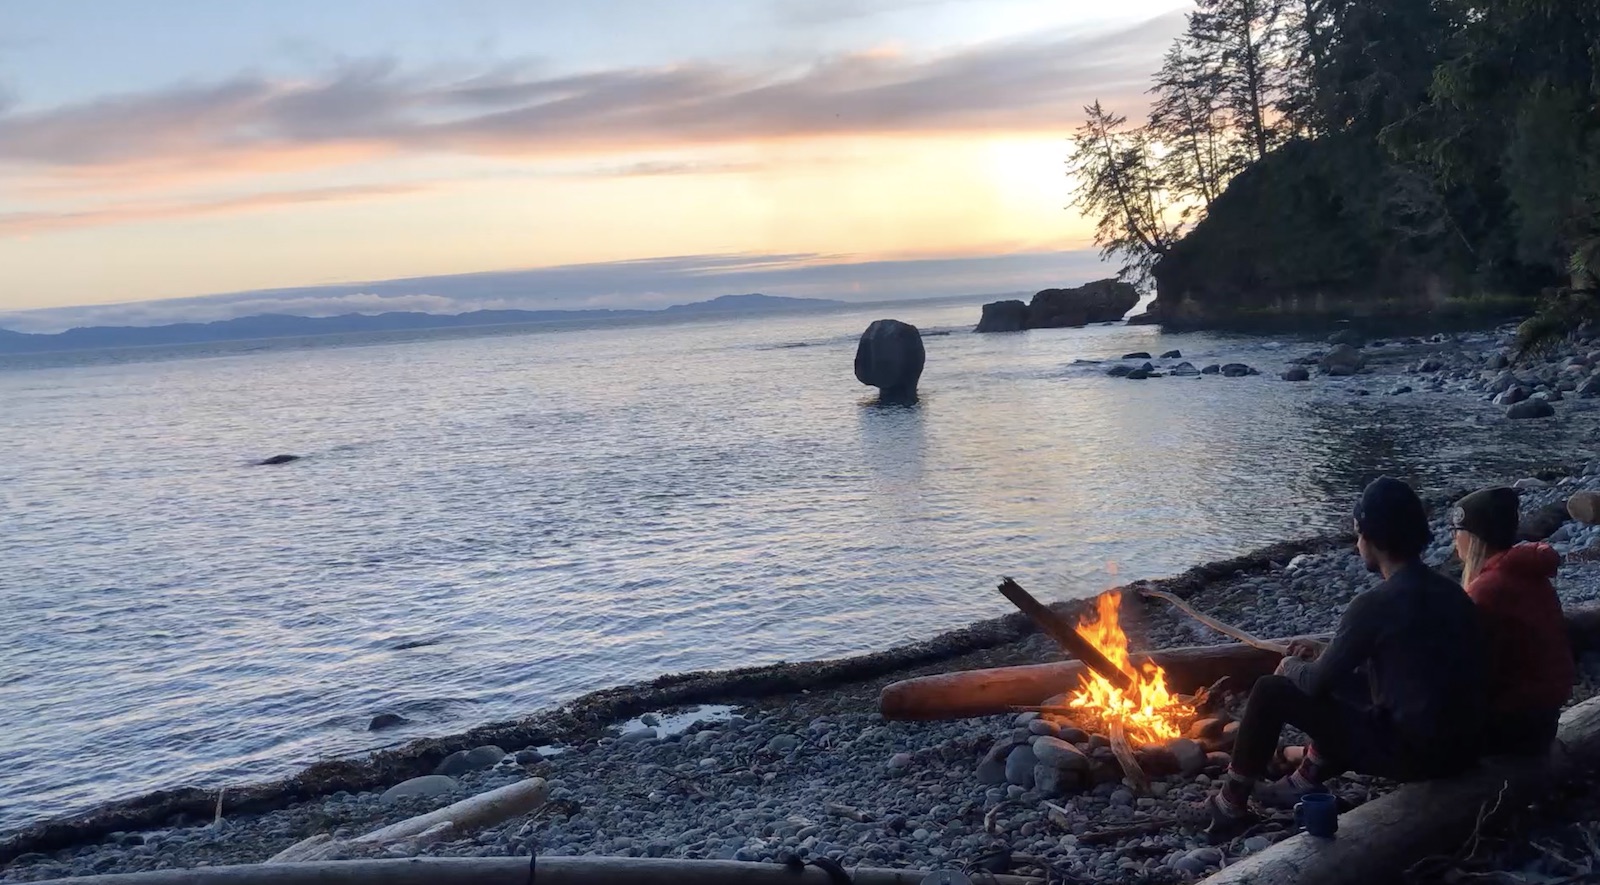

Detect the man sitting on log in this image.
[1184,477,1489,841]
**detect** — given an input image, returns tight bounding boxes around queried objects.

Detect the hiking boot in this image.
[1252,775,1325,809]
[1177,793,1259,844]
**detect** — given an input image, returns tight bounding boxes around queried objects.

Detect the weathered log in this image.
[882,604,1600,722]
[880,639,1301,721]
[28,857,1044,885]
[1197,695,1600,885]
[998,578,1134,692]
[267,779,547,863]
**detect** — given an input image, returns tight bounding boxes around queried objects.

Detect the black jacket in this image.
[1285,560,1488,765]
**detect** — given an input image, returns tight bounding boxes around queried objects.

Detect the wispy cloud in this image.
[0,250,1108,332]
[0,14,1179,174]
[0,182,430,236]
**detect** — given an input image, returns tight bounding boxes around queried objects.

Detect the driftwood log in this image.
[28,857,1044,885]
[882,604,1600,722]
[879,639,1309,721]
[1196,695,1600,885]
[268,779,548,863]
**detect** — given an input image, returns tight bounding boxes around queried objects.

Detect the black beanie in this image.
[1451,487,1521,550]
[1354,477,1432,557]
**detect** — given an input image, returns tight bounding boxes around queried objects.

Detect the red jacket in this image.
[1466,543,1576,713]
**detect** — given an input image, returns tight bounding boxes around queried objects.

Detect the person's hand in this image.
[1287,638,1325,661]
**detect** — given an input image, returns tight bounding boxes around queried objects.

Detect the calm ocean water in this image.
[0,300,1569,830]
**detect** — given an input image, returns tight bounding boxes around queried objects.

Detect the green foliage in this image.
[1514,289,1600,362]
[1073,0,1600,321]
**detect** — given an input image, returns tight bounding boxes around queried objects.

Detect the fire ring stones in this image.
[1032,736,1091,772]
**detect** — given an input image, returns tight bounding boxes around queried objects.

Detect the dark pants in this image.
[1231,676,1442,781]
[1487,707,1561,757]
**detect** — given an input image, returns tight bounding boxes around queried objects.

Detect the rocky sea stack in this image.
[976,280,1139,333]
[854,320,925,405]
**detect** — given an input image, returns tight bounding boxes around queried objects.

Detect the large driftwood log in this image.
[879,640,1302,721]
[882,604,1600,722]
[29,857,1044,885]
[268,779,548,863]
[1196,695,1600,885]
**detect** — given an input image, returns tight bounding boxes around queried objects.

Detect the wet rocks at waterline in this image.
[853,320,925,405]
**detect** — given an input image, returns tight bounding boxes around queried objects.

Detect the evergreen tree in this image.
[1188,0,1289,162]
[1067,102,1178,285]
[1148,39,1236,211]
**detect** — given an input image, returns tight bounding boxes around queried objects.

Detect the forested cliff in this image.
[1071,0,1600,334]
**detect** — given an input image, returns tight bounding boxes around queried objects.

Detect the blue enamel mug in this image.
[1294,790,1338,838]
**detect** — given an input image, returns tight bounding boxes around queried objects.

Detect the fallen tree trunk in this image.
[882,604,1600,722]
[1196,695,1600,885]
[29,856,1044,885]
[268,779,548,863]
[879,639,1306,721]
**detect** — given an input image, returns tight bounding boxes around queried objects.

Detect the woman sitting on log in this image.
[1452,487,1576,755]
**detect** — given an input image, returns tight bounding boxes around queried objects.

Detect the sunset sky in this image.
[0,0,1186,329]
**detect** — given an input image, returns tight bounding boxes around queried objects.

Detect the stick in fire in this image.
[996,577,1135,692]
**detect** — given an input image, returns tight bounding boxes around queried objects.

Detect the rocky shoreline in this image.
[6,323,1600,883]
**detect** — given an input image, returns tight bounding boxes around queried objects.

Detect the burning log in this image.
[997,578,1134,692]
[1197,695,1600,885]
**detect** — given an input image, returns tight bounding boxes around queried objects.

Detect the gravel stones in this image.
[380,775,458,804]
[1168,739,1207,777]
[1509,398,1556,419]
[1571,492,1600,525]
[764,734,801,754]
[1032,736,1091,772]
[977,739,1014,785]
[1005,744,1039,788]
[434,746,506,776]
[1495,386,1531,405]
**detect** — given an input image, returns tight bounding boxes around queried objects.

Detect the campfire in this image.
[1060,590,1193,746]
[983,577,1232,798]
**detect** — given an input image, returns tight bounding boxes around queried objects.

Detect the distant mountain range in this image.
[0,293,844,355]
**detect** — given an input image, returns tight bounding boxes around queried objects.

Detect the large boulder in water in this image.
[854,319,926,404]
[1028,279,1140,329]
[975,300,1029,333]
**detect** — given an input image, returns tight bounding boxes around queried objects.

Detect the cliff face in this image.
[1150,136,1485,330]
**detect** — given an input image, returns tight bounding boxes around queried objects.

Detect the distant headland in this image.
[0,294,844,355]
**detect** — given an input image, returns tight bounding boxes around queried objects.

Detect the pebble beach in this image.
[6,323,1600,884]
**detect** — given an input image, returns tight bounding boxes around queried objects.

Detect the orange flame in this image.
[1065,590,1192,745]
